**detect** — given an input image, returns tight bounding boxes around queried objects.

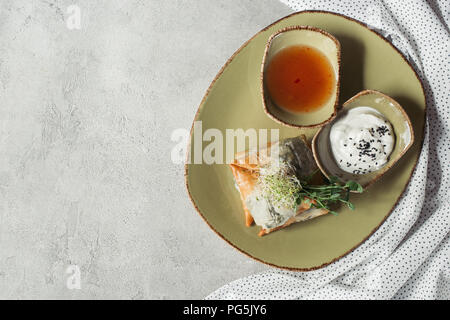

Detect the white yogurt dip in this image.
[329,106,395,174]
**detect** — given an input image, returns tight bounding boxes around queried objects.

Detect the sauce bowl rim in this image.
[261,25,341,128]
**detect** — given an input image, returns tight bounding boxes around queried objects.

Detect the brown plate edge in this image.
[184,10,427,272]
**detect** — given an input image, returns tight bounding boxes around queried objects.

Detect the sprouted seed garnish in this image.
[259,164,363,215]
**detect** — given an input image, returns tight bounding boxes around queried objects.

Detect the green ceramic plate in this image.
[185,11,425,270]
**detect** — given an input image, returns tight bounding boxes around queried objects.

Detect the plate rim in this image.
[184,10,427,271]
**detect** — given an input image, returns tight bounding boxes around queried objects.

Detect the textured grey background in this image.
[0,1,292,299]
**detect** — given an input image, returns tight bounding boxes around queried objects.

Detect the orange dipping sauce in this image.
[265,45,335,113]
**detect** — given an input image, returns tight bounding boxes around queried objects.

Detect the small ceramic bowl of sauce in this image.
[261,26,341,128]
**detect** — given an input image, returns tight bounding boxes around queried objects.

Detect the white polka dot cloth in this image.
[207,0,449,300]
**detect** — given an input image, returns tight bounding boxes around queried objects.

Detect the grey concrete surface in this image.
[0,0,292,299]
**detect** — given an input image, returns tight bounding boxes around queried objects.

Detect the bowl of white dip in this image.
[312,90,414,190]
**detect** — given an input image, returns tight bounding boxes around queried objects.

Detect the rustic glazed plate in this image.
[185,11,425,270]
[262,26,340,128]
[312,89,415,190]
